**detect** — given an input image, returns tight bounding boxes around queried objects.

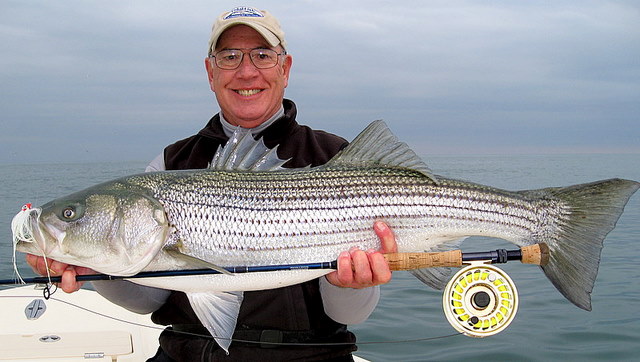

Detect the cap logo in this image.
[224,7,264,20]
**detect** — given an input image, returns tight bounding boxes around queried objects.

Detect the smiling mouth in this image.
[235,89,262,96]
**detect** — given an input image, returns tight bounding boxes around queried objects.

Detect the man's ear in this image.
[281,54,293,88]
[205,58,216,93]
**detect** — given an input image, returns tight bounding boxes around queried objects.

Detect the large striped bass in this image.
[12,121,639,351]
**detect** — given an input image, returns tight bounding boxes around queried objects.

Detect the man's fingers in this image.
[325,251,354,287]
[25,254,84,293]
[350,249,372,287]
[324,222,399,289]
[25,254,41,274]
[338,251,354,285]
[26,255,64,276]
[374,221,398,253]
[60,267,82,293]
[326,250,376,289]
[368,251,392,284]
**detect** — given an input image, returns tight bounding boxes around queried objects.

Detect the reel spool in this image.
[442,262,518,337]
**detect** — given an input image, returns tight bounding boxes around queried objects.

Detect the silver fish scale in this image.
[129,166,566,266]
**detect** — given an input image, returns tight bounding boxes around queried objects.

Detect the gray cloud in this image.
[1,0,638,164]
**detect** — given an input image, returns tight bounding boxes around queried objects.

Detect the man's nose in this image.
[235,55,259,77]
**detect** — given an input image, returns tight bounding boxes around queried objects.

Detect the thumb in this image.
[374,221,398,253]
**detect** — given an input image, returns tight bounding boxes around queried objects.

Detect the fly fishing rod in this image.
[1,243,548,284]
[3,243,548,338]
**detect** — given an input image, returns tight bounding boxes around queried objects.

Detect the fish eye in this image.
[56,202,85,221]
[62,207,75,219]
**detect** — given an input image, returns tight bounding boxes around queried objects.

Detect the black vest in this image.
[151,100,356,361]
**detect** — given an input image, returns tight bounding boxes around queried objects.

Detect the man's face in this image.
[205,25,292,128]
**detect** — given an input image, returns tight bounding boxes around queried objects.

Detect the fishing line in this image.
[42,282,56,300]
[0,293,463,347]
[226,332,465,347]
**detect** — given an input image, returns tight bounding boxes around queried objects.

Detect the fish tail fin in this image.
[528,178,639,311]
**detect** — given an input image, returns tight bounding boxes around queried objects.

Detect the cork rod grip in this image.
[520,242,550,266]
[381,243,549,271]
[383,250,463,271]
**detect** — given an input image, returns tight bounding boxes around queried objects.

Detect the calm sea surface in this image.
[1,154,638,361]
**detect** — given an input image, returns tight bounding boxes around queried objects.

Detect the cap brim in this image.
[209,21,281,53]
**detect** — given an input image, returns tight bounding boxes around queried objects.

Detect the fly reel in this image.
[442,262,518,337]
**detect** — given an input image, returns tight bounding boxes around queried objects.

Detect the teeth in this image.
[236,89,261,96]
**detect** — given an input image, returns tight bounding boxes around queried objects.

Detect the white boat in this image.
[0,285,161,361]
[0,285,369,361]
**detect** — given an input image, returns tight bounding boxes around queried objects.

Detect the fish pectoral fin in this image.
[186,291,244,354]
[410,267,453,290]
[408,237,466,289]
[163,247,232,275]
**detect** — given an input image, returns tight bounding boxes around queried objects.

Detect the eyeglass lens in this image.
[213,48,281,69]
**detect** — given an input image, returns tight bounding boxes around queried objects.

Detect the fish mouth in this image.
[12,207,41,250]
[11,207,69,283]
[11,206,47,282]
[12,207,61,257]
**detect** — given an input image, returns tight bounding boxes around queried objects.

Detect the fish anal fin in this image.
[186,291,244,354]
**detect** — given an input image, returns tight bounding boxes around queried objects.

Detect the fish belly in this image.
[129,269,331,292]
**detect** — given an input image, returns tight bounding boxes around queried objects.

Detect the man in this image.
[27,7,397,361]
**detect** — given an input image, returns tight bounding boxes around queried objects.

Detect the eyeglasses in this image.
[209,48,287,70]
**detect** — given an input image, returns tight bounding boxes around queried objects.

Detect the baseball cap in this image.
[208,6,286,55]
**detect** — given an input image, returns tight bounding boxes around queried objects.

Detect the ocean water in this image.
[1,154,638,361]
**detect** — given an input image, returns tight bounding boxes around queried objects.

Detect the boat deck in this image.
[0,285,161,361]
[0,285,369,361]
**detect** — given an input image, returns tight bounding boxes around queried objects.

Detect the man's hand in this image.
[325,221,397,289]
[25,254,95,293]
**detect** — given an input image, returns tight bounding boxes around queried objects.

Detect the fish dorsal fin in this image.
[326,120,437,183]
[209,127,289,171]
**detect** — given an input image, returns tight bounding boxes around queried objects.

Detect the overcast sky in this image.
[1,0,638,164]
